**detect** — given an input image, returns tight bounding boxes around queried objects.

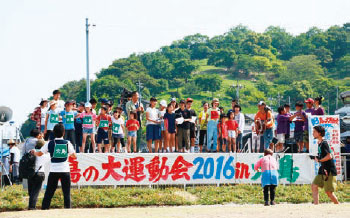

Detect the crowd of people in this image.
[30,90,247,153]
[0,89,338,210]
[29,89,328,154]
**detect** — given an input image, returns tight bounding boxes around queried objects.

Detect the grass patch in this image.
[1,183,350,212]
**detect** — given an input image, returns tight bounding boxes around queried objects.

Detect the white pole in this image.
[86,18,90,102]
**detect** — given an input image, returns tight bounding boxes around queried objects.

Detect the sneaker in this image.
[264,201,270,206]
[270,201,276,205]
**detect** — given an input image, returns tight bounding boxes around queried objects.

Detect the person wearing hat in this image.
[8,139,20,183]
[44,100,61,141]
[79,102,97,153]
[74,102,85,153]
[170,98,178,111]
[52,90,65,112]
[31,99,49,132]
[254,101,274,151]
[205,98,221,152]
[158,100,167,153]
[175,100,192,152]
[186,98,197,153]
[96,106,112,153]
[60,101,79,152]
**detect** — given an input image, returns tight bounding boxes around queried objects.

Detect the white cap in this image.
[160,100,167,107]
[85,102,92,108]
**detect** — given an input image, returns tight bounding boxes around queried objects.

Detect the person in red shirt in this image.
[126,111,140,153]
[226,111,239,152]
[96,106,112,153]
[217,115,228,152]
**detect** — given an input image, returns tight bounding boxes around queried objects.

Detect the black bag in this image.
[19,139,36,179]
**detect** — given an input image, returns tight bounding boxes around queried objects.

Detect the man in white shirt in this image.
[32,123,76,210]
[8,139,20,183]
[51,90,65,112]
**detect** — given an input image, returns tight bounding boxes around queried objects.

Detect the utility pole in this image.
[232,80,244,104]
[136,79,144,105]
[336,86,339,110]
[85,18,95,102]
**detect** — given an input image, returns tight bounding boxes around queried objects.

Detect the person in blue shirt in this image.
[60,101,79,151]
[74,102,85,153]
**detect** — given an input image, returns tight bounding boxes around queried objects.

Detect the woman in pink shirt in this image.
[254,149,279,206]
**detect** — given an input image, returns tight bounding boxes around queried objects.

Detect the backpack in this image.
[19,139,36,179]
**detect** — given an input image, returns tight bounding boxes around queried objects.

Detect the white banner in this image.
[47,153,316,186]
[308,115,342,180]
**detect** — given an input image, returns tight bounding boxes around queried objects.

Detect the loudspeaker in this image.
[0,106,13,123]
[285,138,298,153]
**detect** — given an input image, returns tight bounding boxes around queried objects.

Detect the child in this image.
[311,125,339,205]
[226,111,238,153]
[44,101,60,141]
[80,102,97,153]
[126,111,140,153]
[198,102,209,153]
[290,101,307,152]
[111,110,126,153]
[276,106,290,152]
[254,149,279,206]
[60,101,79,151]
[159,100,167,153]
[164,103,176,152]
[146,97,161,153]
[217,115,228,152]
[96,106,112,153]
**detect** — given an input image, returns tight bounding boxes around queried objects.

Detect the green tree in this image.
[252,56,272,74]
[194,74,223,97]
[278,55,324,83]
[336,55,350,79]
[208,49,236,70]
[284,80,313,103]
[172,59,198,82]
[59,79,86,103]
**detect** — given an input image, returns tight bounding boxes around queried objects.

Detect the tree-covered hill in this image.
[21,24,350,136]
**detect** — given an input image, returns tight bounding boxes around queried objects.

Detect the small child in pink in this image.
[80,102,97,153]
[254,149,279,206]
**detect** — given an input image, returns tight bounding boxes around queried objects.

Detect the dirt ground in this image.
[2,203,350,218]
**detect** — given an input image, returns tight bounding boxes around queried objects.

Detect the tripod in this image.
[0,159,13,189]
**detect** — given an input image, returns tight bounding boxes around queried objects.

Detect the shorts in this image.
[113,136,125,147]
[177,127,190,150]
[312,174,337,192]
[277,133,285,144]
[303,130,309,142]
[190,124,196,139]
[199,130,207,145]
[128,131,137,137]
[228,130,237,138]
[294,131,303,143]
[83,128,94,134]
[146,124,161,141]
[96,128,109,144]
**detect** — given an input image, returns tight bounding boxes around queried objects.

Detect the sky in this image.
[0,0,349,125]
